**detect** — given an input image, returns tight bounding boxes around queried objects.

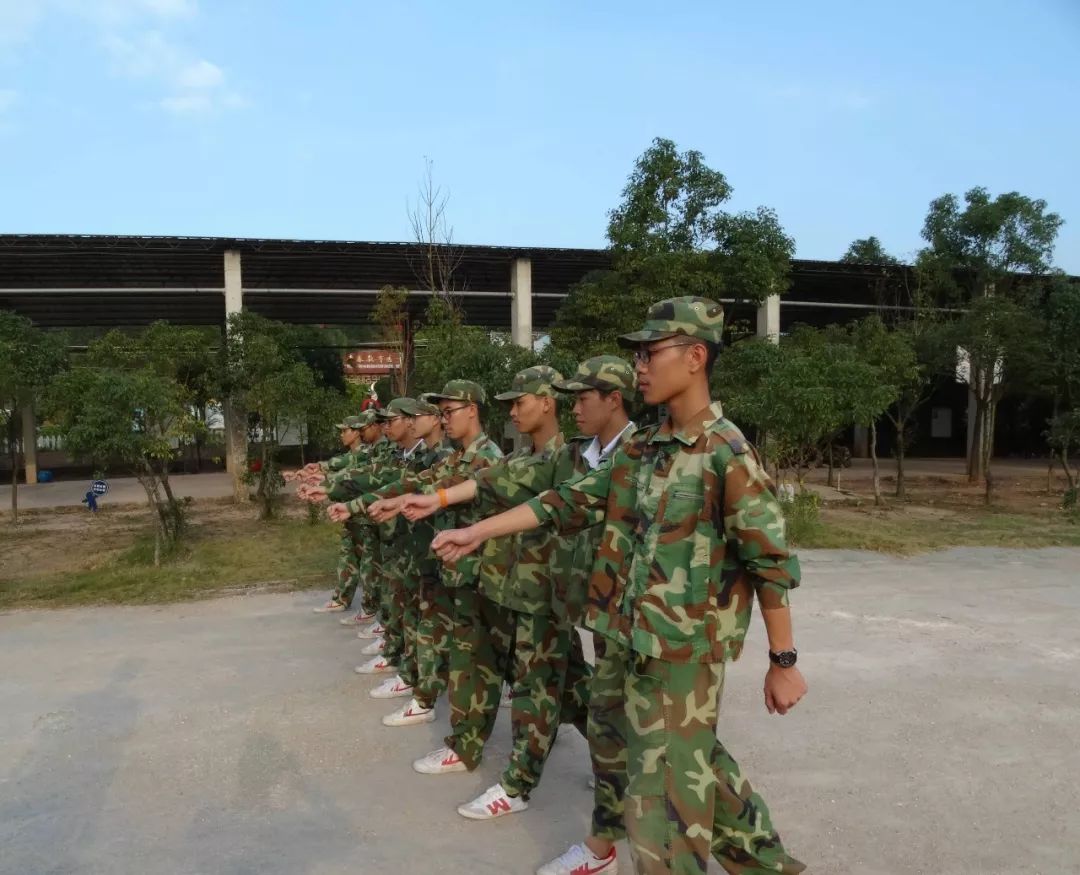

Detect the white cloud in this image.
[175,58,223,90]
[4,0,242,116]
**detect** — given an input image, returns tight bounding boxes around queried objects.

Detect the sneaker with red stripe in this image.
[340,610,376,626]
[457,783,528,821]
[356,622,385,640]
[381,697,435,727]
[536,842,617,875]
[412,746,467,775]
[369,675,412,699]
[354,655,394,675]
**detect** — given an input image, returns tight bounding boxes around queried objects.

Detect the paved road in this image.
[1,472,237,510]
[2,548,1078,874]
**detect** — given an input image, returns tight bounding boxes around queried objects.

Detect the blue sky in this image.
[1,1,1078,271]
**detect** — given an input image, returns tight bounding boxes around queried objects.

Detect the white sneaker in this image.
[313,599,346,614]
[369,675,413,699]
[457,783,528,821]
[500,684,513,708]
[355,655,394,675]
[587,776,596,790]
[537,842,617,875]
[340,610,376,626]
[357,622,385,640]
[360,636,386,656]
[412,746,467,775]
[382,697,435,727]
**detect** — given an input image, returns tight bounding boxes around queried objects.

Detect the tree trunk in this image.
[1060,450,1077,491]
[138,474,166,568]
[895,417,907,500]
[8,412,19,524]
[968,397,988,483]
[870,421,882,506]
[982,399,997,480]
[827,443,837,488]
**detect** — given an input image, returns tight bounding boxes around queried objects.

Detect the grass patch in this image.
[801,505,1080,554]
[0,516,339,609]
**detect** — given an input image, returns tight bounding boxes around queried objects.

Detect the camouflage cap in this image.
[399,396,441,417]
[617,296,725,347]
[494,365,563,401]
[422,379,486,406]
[336,412,377,430]
[553,355,636,394]
[377,397,413,420]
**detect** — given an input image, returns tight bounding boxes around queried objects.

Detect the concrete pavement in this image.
[1,548,1079,874]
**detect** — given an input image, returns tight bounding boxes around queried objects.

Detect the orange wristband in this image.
[438,489,448,508]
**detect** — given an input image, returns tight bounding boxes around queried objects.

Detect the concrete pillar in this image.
[510,257,533,349]
[756,294,781,344]
[223,250,248,503]
[21,405,38,485]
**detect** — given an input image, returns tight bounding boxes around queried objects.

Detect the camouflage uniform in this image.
[322,413,378,609]
[446,365,592,801]
[354,383,501,712]
[552,356,639,842]
[526,298,805,875]
[353,397,454,690]
[395,379,508,765]
[332,400,413,662]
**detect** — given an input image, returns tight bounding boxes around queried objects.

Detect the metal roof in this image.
[0,233,936,330]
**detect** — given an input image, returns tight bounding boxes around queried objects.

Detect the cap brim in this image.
[616,329,679,348]
[335,423,349,429]
[423,393,469,403]
[552,379,589,393]
[494,390,526,401]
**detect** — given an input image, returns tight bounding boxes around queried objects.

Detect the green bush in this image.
[779,490,823,547]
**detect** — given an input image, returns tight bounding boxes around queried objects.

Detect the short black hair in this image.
[599,388,633,417]
[703,341,721,377]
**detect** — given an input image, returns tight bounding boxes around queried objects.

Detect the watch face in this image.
[772,650,797,668]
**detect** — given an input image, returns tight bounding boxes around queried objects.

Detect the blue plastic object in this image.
[37,470,54,483]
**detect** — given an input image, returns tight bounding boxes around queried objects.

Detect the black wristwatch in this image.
[768,649,798,668]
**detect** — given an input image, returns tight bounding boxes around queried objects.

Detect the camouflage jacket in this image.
[331,440,405,542]
[398,438,455,576]
[473,432,576,615]
[363,432,505,588]
[527,402,800,663]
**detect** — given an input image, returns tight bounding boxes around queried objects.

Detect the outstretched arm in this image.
[430,502,543,562]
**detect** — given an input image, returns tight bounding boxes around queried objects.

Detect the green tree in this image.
[551,138,793,359]
[1037,278,1080,500]
[47,326,203,563]
[917,186,1064,482]
[220,313,334,519]
[0,311,67,523]
[840,236,900,265]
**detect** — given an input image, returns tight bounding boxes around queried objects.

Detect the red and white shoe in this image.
[382,697,435,727]
[340,610,376,626]
[312,599,347,614]
[370,675,412,700]
[458,783,528,821]
[412,746,467,775]
[536,843,617,875]
[357,622,385,640]
[355,655,394,675]
[360,637,386,656]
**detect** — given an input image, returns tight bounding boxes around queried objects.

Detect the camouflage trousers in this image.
[588,634,629,842]
[444,589,591,799]
[380,547,408,669]
[332,529,360,608]
[396,571,423,689]
[625,657,805,875]
[445,588,514,770]
[356,528,381,619]
[414,572,452,711]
